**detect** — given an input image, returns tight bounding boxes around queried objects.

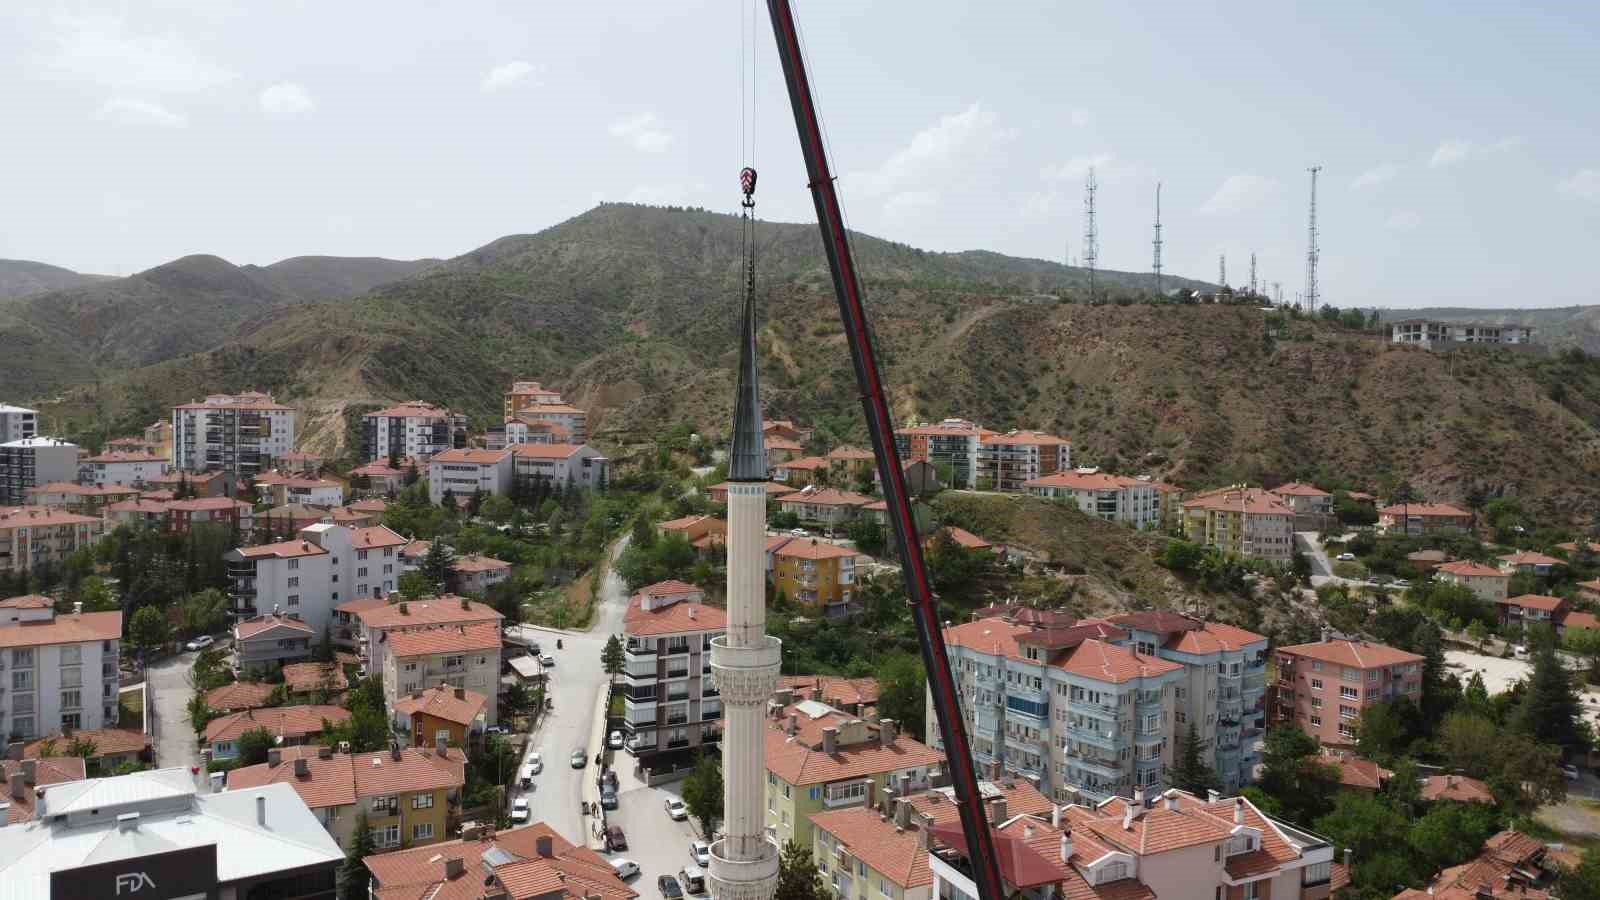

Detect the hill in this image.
[0,259,111,300]
[0,254,437,398]
[1385,305,1600,354]
[30,203,1600,523]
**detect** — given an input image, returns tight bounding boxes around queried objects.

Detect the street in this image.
[146,649,200,772]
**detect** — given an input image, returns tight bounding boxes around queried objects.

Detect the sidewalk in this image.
[581,685,610,850]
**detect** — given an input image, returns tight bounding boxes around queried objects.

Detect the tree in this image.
[78,576,119,612]
[1514,638,1588,757]
[1313,793,1413,885]
[1169,722,1219,796]
[66,736,99,759]
[181,588,231,636]
[875,653,927,741]
[846,518,887,558]
[680,753,724,838]
[601,635,625,685]
[236,727,276,766]
[128,606,171,654]
[339,812,377,899]
[1355,700,1416,764]
[1259,725,1340,824]
[775,839,828,900]
[187,694,219,733]
[1408,802,1499,874]
[1561,846,1600,900]
[321,675,390,754]
[421,539,457,592]
[482,495,515,525]
[396,571,433,601]
[316,625,336,663]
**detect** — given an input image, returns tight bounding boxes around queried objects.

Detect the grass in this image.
[1333,560,1368,579]
[118,688,145,732]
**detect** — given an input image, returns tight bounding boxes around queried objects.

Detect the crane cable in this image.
[739,0,758,327]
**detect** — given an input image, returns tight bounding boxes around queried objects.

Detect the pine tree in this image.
[1514,639,1588,757]
[420,540,456,594]
[601,635,625,684]
[338,813,377,899]
[775,840,827,900]
[1169,722,1218,795]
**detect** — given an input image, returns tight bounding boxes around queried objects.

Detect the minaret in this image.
[708,202,782,900]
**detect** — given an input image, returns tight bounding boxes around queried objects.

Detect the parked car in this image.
[664,798,688,821]
[511,797,530,823]
[600,786,618,810]
[527,751,543,774]
[1564,764,1582,781]
[541,654,556,667]
[519,765,535,789]
[572,749,588,768]
[658,876,683,900]
[606,825,628,852]
[1514,645,1529,659]
[527,641,542,656]
[609,859,640,881]
[1393,578,1411,588]
[679,865,706,894]
[690,840,710,867]
[1335,552,1356,561]
[790,528,809,537]
[608,730,624,750]
[485,725,511,736]
[185,635,214,651]
[600,769,619,791]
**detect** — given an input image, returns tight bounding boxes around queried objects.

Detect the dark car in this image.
[600,786,618,810]
[658,876,683,900]
[599,769,619,791]
[606,825,628,852]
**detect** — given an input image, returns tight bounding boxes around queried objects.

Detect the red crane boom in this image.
[762,5,1005,900]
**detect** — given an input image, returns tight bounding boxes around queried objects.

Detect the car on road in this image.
[606,825,628,852]
[185,635,214,651]
[1514,645,1529,659]
[664,797,688,821]
[790,528,809,537]
[511,797,530,823]
[485,725,511,736]
[600,786,618,810]
[609,859,640,881]
[600,769,618,792]
[608,730,624,750]
[571,749,587,769]
[1335,552,1356,561]
[527,641,542,655]
[519,764,535,788]
[690,840,710,867]
[658,876,683,899]
[527,751,543,774]
[1564,764,1582,781]
[541,654,556,667]
[679,865,706,894]
[1393,578,1411,587]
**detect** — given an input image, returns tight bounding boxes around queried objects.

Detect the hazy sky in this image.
[2,1,1596,308]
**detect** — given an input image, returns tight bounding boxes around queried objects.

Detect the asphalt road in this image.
[146,649,200,772]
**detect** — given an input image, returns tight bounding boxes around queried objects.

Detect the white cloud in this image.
[609,113,673,153]
[481,60,539,93]
[1198,174,1278,215]
[259,82,314,116]
[1351,163,1398,190]
[849,103,1015,198]
[1558,169,1600,202]
[1428,136,1524,168]
[96,98,187,128]
[37,14,233,94]
[881,190,940,225]
[1385,210,1422,231]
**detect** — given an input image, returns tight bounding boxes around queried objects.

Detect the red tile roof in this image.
[511,443,589,459]
[778,675,881,708]
[1563,611,1600,630]
[351,525,409,548]
[1437,560,1508,578]
[1025,471,1141,492]
[0,506,104,529]
[335,595,392,615]
[827,446,877,461]
[365,822,638,900]
[81,450,165,463]
[765,729,942,786]
[1164,622,1268,654]
[1320,751,1392,790]
[774,539,858,561]
[810,807,932,888]
[236,538,329,560]
[280,662,349,694]
[388,622,503,657]
[1499,594,1565,612]
[1421,774,1496,804]
[1499,551,1563,567]
[431,447,510,465]
[1182,486,1293,516]
[204,681,277,711]
[934,526,992,550]
[1378,502,1472,518]
[365,401,457,419]
[1270,481,1330,497]
[1,757,86,823]
[1057,639,1184,684]
[624,594,725,637]
[356,597,501,628]
[23,728,147,760]
[453,554,512,573]
[907,779,1054,827]
[204,705,350,743]
[981,430,1070,447]
[780,456,831,471]
[0,594,52,610]
[235,613,314,640]
[1278,639,1423,669]
[0,610,121,649]
[393,684,488,726]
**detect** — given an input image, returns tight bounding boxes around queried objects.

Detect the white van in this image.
[680,865,706,894]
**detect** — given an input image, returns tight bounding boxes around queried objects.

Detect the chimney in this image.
[460,597,470,610]
[895,798,912,829]
[988,797,1007,823]
[1051,805,1062,828]
[8,772,22,800]
[1133,788,1144,808]
[822,727,838,755]
[454,686,465,699]
[1206,789,1221,803]
[391,743,402,762]
[1164,788,1180,812]
[787,714,798,736]
[1344,849,1353,869]
[897,772,911,798]
[536,835,554,858]
[21,759,36,785]
[268,748,282,767]
[811,686,823,702]
[1060,830,1073,864]
[73,601,82,617]
[399,601,409,614]
[1122,804,1134,831]
[256,794,267,826]
[294,757,309,777]
[6,743,22,761]
[318,746,332,760]
[881,719,898,746]
[462,823,484,841]
[1234,797,1245,825]
[987,760,1001,781]
[445,857,465,879]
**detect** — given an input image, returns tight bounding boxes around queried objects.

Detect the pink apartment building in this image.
[1273,640,1423,745]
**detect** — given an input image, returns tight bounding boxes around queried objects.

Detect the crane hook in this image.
[740,167,758,207]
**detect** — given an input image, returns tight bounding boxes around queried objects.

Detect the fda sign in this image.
[116,873,156,894]
[51,844,216,900]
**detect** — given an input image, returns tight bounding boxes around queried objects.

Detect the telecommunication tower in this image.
[1249,252,1258,295]
[1305,165,1322,312]
[1219,254,1227,290]
[1083,168,1098,300]
[1152,182,1163,298]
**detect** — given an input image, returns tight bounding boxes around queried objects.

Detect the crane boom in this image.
[763,5,1004,900]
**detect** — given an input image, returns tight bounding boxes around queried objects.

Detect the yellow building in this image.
[228,742,466,851]
[772,539,859,611]
[1180,485,1294,563]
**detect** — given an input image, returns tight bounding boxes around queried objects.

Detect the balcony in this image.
[1065,721,1121,747]
[1069,755,1123,779]
[625,642,658,658]
[974,708,1002,736]
[663,666,690,679]
[666,738,690,749]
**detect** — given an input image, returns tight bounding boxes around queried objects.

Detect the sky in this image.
[1,1,1596,308]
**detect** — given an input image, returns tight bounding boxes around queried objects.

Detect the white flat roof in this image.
[0,405,37,415]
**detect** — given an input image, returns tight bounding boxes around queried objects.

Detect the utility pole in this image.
[1219,254,1227,290]
[1305,165,1321,314]
[1083,167,1098,302]
[1152,181,1163,298]
[1249,252,1258,296]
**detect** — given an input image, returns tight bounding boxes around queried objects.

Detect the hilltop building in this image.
[499,381,588,444]
[1377,501,1472,536]
[1023,469,1159,529]
[224,522,410,630]
[0,506,107,575]
[1181,485,1294,563]
[361,400,468,463]
[172,392,296,477]
[976,431,1071,492]
[76,449,168,487]
[1273,639,1423,746]
[1389,319,1535,348]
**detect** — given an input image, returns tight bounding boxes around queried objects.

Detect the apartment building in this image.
[0,506,107,575]
[926,790,1338,900]
[1498,550,1564,577]
[172,392,295,477]
[621,581,725,763]
[503,381,588,443]
[77,449,167,487]
[1182,486,1295,563]
[765,434,804,463]
[349,459,410,494]
[384,623,502,729]
[1495,593,1600,636]
[1389,318,1535,348]
[364,822,639,900]
[773,539,858,613]
[0,437,80,506]
[1146,480,1184,531]
[659,514,727,552]
[810,802,933,900]
[394,683,488,747]
[827,446,877,480]
[512,442,609,491]
[935,616,1183,803]
[350,596,500,702]
[773,456,830,486]
[228,742,466,851]
[894,419,990,489]
[977,431,1071,493]
[166,497,255,534]
[492,417,570,449]
[1270,482,1333,517]
[253,472,344,507]
[777,676,881,719]
[24,482,140,513]
[766,704,942,848]
[779,487,872,528]
[1273,639,1423,746]
[1377,501,1472,536]
[1105,612,1269,792]
[1435,560,1510,604]
[452,554,512,594]
[0,404,38,443]
[0,601,120,741]
[1399,830,1564,900]
[361,401,467,464]
[1024,470,1159,529]
[233,611,314,675]
[225,523,408,630]
[204,705,351,760]
[145,467,232,498]
[428,448,513,504]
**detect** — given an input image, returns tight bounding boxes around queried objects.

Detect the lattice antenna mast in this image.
[1305,165,1322,313]
[1249,252,1258,296]
[1152,182,1163,298]
[1083,167,1098,301]
[1219,254,1227,290]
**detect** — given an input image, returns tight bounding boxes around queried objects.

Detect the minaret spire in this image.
[728,168,768,484]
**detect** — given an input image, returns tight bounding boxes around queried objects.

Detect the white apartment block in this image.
[976,431,1071,493]
[361,402,467,464]
[1024,470,1159,530]
[511,443,609,491]
[172,392,296,477]
[895,419,988,489]
[503,381,588,444]
[384,624,502,727]
[0,599,121,741]
[0,405,39,443]
[1389,318,1535,348]
[0,438,80,506]
[0,507,106,575]
[427,449,513,505]
[934,615,1185,804]
[77,450,168,488]
[225,523,409,634]
[354,596,502,685]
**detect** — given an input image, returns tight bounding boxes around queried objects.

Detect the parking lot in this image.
[604,771,704,900]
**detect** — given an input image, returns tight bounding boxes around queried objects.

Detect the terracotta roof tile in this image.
[981,430,1070,447]
[774,539,858,560]
[204,705,350,744]
[1499,594,1565,612]
[1,757,86,823]
[365,822,638,900]
[1437,560,1508,578]
[934,526,992,550]
[453,554,512,573]
[827,446,876,461]
[365,401,457,419]
[624,595,725,637]
[0,610,121,649]
[23,728,147,759]
[1378,502,1472,518]
[0,594,53,610]
[1421,775,1496,804]
[1181,486,1293,516]
[388,622,503,657]
[0,506,104,529]
[235,613,314,640]
[510,443,590,459]
[810,807,931,888]
[280,662,349,694]
[204,681,277,711]
[907,779,1053,828]
[1500,551,1563,567]
[227,750,358,809]
[357,597,501,629]
[1269,482,1330,497]
[236,538,329,560]
[351,525,409,548]
[431,448,510,465]
[352,746,467,798]
[765,729,942,786]
[1278,639,1423,669]
[777,675,881,708]
[393,684,488,727]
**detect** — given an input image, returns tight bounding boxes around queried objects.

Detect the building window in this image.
[288,559,300,570]
[59,645,82,666]
[371,825,401,847]
[1311,698,1322,709]
[61,690,81,709]
[372,795,399,813]
[1340,705,1358,720]
[1340,686,1358,700]
[1309,715,1322,727]
[287,595,300,606]
[287,577,299,588]
[413,792,434,809]
[1310,678,1323,690]
[62,713,81,730]
[412,822,434,841]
